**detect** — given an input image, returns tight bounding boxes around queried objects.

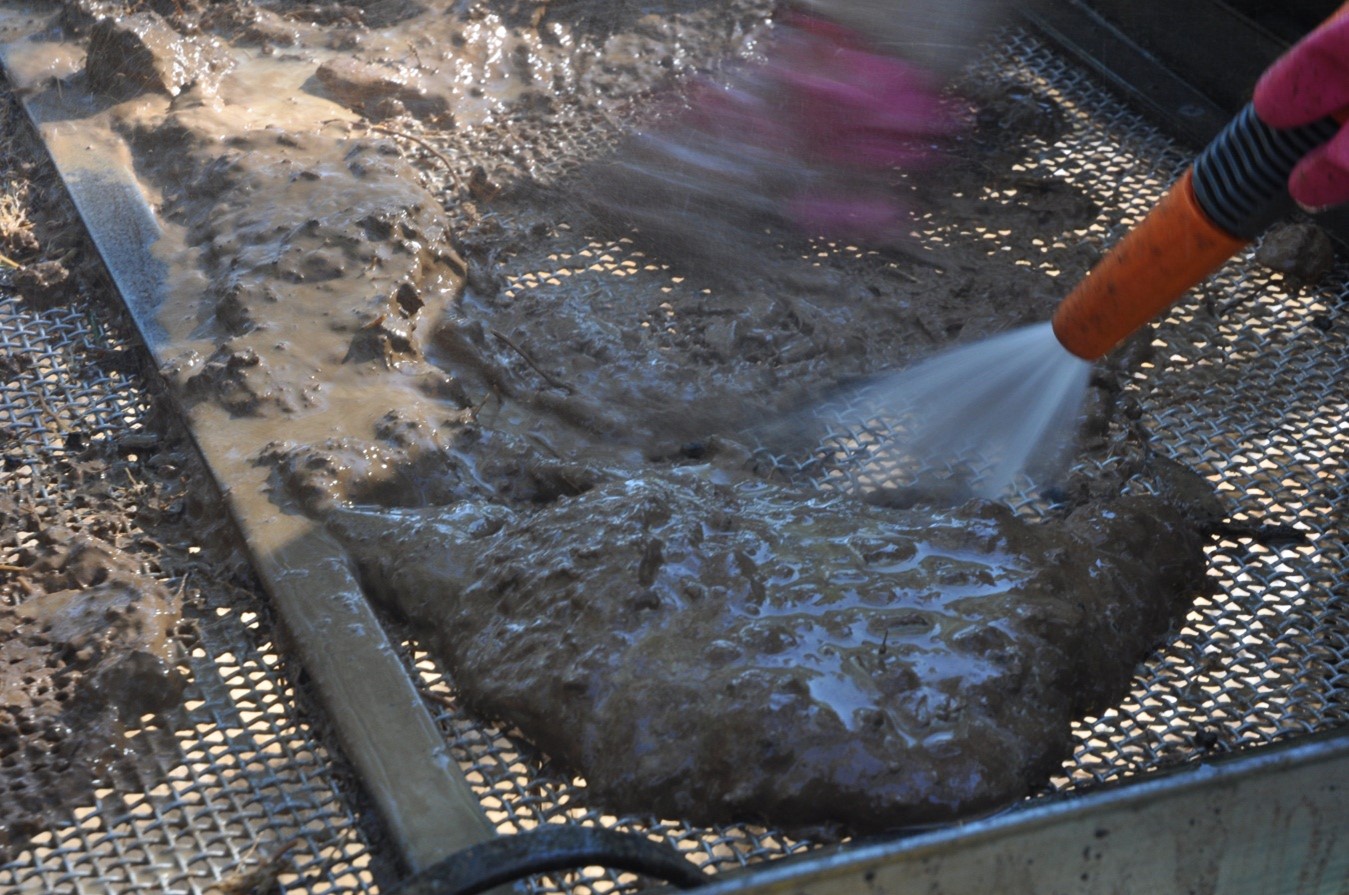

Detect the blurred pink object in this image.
[663,11,957,241]
[770,11,957,171]
[1253,13,1349,209]
[590,8,962,265]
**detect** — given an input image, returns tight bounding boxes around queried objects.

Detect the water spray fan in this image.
[864,6,1349,498]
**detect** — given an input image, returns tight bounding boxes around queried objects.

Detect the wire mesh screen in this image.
[982,29,1349,788]
[2,15,1348,895]
[381,23,1349,893]
[0,291,386,893]
[773,29,1349,787]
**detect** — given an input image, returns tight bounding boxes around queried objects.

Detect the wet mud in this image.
[9,0,1215,834]
[0,529,186,849]
[0,41,320,856]
[329,466,1211,833]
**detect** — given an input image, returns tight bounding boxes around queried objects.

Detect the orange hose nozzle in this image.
[1051,169,1248,361]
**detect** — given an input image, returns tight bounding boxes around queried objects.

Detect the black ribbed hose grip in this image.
[1190,103,1339,239]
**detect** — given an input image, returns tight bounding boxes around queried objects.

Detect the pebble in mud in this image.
[179,344,302,416]
[1255,222,1335,285]
[315,57,455,125]
[11,259,76,310]
[969,83,1069,152]
[205,5,306,48]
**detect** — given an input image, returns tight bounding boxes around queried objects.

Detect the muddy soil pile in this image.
[17,0,1218,834]
[329,468,1213,833]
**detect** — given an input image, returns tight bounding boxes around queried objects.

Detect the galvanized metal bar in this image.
[1017,0,1231,147]
[1022,0,1349,243]
[1080,0,1287,115]
[0,36,496,875]
[699,731,1349,895]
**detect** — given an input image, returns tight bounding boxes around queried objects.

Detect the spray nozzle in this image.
[1051,104,1341,362]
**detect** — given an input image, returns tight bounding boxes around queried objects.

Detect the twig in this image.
[421,686,457,710]
[491,329,573,392]
[465,388,494,422]
[207,837,302,895]
[370,124,456,175]
[1211,521,1309,547]
[33,390,66,433]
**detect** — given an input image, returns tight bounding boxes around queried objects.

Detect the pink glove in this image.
[1253,13,1349,209]
[769,12,957,237]
[651,11,957,241]
[594,11,958,254]
[768,12,956,171]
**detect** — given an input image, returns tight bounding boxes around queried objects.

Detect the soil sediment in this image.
[330,467,1212,833]
[3,0,1219,835]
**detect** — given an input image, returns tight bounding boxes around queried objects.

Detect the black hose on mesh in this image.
[389,827,711,895]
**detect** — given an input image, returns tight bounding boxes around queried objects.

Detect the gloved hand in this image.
[592,8,960,260]
[769,12,955,171]
[763,10,958,236]
[1253,12,1349,209]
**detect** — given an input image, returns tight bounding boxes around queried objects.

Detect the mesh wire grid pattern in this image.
[377,23,1349,894]
[0,292,386,894]
[758,28,1349,786]
[3,19,1349,895]
[785,28,1349,786]
[981,29,1349,788]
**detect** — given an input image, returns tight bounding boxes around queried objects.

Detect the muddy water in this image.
[6,0,1213,835]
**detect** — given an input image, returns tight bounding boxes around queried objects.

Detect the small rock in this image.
[12,260,74,310]
[181,344,295,416]
[235,8,304,47]
[314,57,453,125]
[364,96,408,121]
[1255,222,1336,284]
[343,314,420,368]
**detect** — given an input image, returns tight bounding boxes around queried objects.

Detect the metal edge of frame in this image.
[1015,0,1234,148]
[1018,0,1349,243]
[696,728,1349,895]
[1052,0,1288,119]
[0,38,498,877]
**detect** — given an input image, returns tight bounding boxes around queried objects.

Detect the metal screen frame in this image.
[0,5,1346,893]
